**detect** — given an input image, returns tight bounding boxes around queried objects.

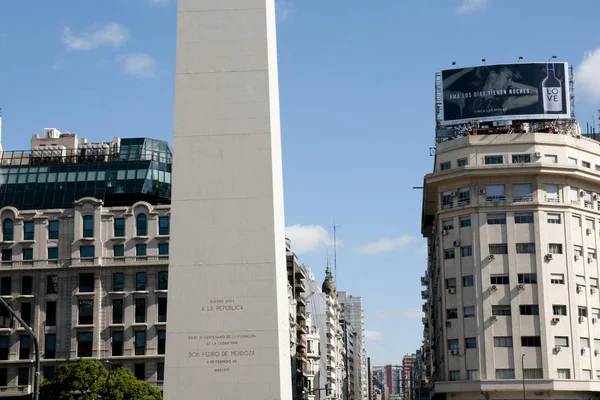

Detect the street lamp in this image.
[521,354,526,400]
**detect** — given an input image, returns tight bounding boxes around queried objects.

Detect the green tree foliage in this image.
[40,359,162,400]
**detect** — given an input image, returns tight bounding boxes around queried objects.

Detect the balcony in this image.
[0,255,170,270]
[421,290,429,300]
[295,266,305,279]
[296,296,306,306]
[297,322,307,334]
[295,281,305,293]
[103,255,169,265]
[0,385,31,395]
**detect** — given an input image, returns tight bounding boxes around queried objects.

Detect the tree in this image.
[40,359,162,400]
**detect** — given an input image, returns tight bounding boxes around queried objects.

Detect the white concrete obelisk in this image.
[163,1,292,399]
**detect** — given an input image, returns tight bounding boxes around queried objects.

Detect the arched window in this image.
[136,214,148,237]
[3,219,13,241]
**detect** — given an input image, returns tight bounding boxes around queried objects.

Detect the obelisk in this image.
[163,1,292,399]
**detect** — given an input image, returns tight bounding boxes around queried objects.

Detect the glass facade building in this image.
[0,138,171,209]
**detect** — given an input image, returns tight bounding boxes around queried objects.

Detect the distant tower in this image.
[322,265,337,296]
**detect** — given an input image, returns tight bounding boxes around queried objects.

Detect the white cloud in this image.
[375,309,423,320]
[62,23,129,51]
[276,0,294,22]
[365,330,383,342]
[122,53,157,78]
[456,0,489,13]
[52,60,67,70]
[357,235,416,255]
[285,224,337,254]
[576,48,600,102]
[148,0,170,6]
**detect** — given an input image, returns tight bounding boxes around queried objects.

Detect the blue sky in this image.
[1,0,600,366]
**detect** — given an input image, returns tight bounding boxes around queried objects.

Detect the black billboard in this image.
[441,62,570,125]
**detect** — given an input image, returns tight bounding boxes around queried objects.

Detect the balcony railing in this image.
[0,385,31,394]
[0,255,169,269]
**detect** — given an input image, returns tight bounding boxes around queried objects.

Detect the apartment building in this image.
[339,291,368,400]
[421,130,600,399]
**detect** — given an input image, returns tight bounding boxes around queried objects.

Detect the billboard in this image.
[441,62,570,125]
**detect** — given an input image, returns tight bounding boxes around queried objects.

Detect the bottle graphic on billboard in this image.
[542,63,562,113]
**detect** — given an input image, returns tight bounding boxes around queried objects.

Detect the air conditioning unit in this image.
[453,240,461,247]
[577,285,583,293]
[580,190,585,197]
[554,345,562,352]
[545,254,553,261]
[595,349,600,356]
[551,317,560,323]
[451,191,457,197]
[592,288,597,294]
[489,254,495,260]
[587,228,593,235]
[479,188,486,195]
[491,285,497,291]
[581,348,588,355]
[490,315,497,322]
[593,318,598,324]
[575,254,581,261]
[448,288,456,294]
[450,349,459,356]
[445,320,452,327]
[595,193,599,200]
[518,284,525,290]
[535,151,542,158]
[442,230,448,236]
[579,316,586,323]
[589,257,594,264]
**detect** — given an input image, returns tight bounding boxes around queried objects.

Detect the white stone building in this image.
[421,129,600,399]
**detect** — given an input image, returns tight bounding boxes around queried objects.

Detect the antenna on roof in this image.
[331,220,340,283]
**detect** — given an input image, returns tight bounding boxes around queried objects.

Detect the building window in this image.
[512,154,531,163]
[590,277,598,289]
[44,334,56,359]
[134,363,145,380]
[448,371,460,381]
[487,214,506,225]
[550,273,564,284]
[447,339,459,350]
[157,362,165,381]
[465,337,476,349]
[444,249,455,260]
[513,184,533,202]
[545,184,559,202]
[524,369,543,379]
[583,160,591,168]
[489,244,508,255]
[458,188,470,206]
[113,273,124,292]
[555,336,569,347]
[2,219,13,241]
[158,297,167,323]
[544,154,557,163]
[158,271,168,290]
[490,275,509,285]
[440,161,451,171]
[570,187,580,204]
[460,246,472,257]
[547,213,561,224]
[46,301,56,326]
[135,298,146,323]
[79,273,94,293]
[462,275,473,287]
[19,335,30,359]
[0,368,6,386]
[21,276,32,295]
[463,307,475,318]
[22,249,33,264]
[574,245,583,258]
[112,331,123,356]
[80,246,95,259]
[484,155,503,164]
[136,244,147,257]
[548,243,563,254]
[158,330,166,355]
[494,337,513,347]
[457,158,468,167]
[568,157,578,165]
[0,337,8,360]
[135,330,146,355]
[48,247,58,261]
[136,272,147,291]
[159,216,170,235]
[158,243,169,256]
[77,332,93,357]
[518,274,537,284]
[515,213,534,224]
[460,217,471,227]
[441,191,453,210]
[495,369,515,379]
[521,336,541,347]
[23,222,34,241]
[112,299,123,324]
[21,303,32,327]
[446,309,457,319]
[520,305,539,315]
[578,307,588,318]
[48,220,59,240]
[1,249,11,263]
[516,243,535,254]
[467,370,478,380]
[492,305,511,316]
[0,277,10,296]
[485,185,505,203]
[82,215,94,238]
[582,369,592,379]
[114,245,124,258]
[445,278,456,289]
[136,214,148,236]
[18,368,29,386]
[78,300,94,325]
[113,218,125,237]
[442,219,454,230]
[557,369,570,379]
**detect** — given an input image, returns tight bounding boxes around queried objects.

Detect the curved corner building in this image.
[421,128,600,399]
